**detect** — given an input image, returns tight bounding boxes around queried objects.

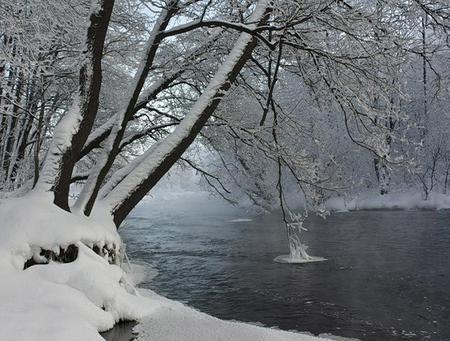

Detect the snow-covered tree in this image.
[1,0,449,337]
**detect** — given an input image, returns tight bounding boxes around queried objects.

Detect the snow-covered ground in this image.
[134,290,333,341]
[0,193,332,341]
[325,190,450,212]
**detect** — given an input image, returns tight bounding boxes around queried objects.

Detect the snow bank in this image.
[0,192,119,270]
[325,190,450,212]
[0,193,163,340]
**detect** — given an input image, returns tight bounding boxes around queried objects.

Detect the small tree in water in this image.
[285,211,311,261]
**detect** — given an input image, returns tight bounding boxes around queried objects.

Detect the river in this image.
[106,191,450,340]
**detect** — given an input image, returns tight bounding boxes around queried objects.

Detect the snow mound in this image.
[0,193,165,341]
[0,192,120,270]
[274,255,327,264]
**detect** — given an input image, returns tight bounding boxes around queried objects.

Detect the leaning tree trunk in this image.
[73,0,180,216]
[99,0,272,226]
[34,0,115,211]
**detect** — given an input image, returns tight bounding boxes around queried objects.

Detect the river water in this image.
[115,191,450,340]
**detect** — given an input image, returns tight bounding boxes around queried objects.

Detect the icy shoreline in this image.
[130,289,334,341]
[0,193,334,341]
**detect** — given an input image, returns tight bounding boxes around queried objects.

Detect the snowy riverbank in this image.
[130,290,340,341]
[325,190,450,212]
[0,193,334,341]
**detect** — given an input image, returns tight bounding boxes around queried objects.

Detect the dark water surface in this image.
[118,192,450,340]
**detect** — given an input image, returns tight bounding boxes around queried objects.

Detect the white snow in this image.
[0,191,120,270]
[35,99,82,193]
[0,192,334,341]
[0,193,162,340]
[325,190,450,212]
[274,255,327,264]
[134,289,330,341]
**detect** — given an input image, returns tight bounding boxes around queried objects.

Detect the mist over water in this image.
[120,190,450,340]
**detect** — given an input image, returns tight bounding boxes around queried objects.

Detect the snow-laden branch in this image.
[100,0,273,226]
[162,19,276,49]
[73,0,179,215]
[78,71,182,160]
[118,122,179,151]
[79,28,222,161]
